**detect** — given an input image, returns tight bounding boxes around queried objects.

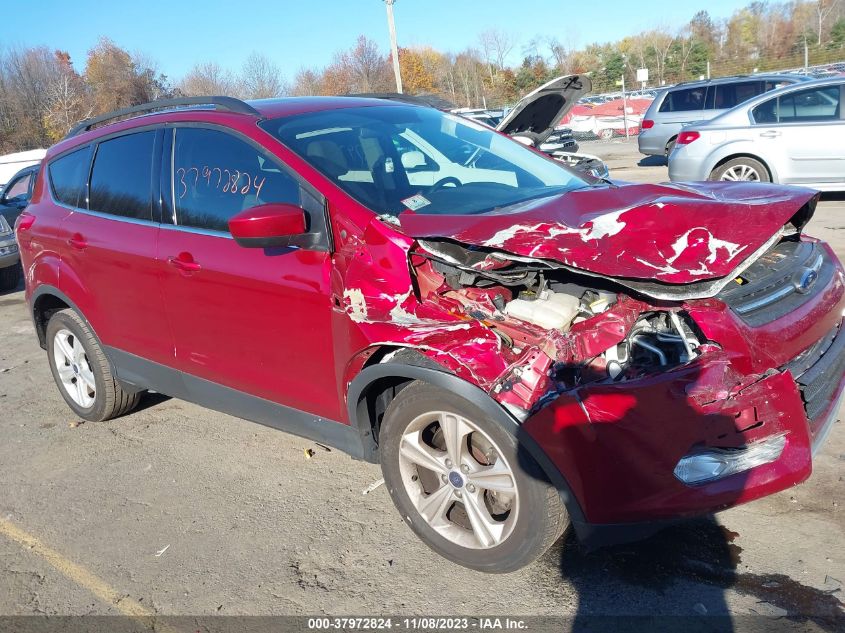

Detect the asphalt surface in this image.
[0,138,842,630]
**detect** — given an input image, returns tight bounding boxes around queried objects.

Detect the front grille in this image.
[784,324,845,421]
[717,240,834,327]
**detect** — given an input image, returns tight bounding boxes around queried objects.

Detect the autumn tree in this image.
[397,47,435,94]
[84,37,155,113]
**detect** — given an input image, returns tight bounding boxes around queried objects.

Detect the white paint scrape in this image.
[343,288,369,323]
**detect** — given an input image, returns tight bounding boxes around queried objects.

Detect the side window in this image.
[89,131,156,220]
[752,97,778,124]
[48,147,91,208]
[714,81,763,110]
[777,86,841,122]
[658,86,708,113]
[3,173,32,203]
[173,128,302,233]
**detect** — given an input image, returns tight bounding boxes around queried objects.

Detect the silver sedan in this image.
[669,77,845,191]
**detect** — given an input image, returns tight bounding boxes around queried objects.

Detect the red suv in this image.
[17,95,844,572]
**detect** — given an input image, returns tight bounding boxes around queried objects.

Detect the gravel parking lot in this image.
[1,140,842,629]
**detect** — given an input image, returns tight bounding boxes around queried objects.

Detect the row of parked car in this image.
[639,73,845,191]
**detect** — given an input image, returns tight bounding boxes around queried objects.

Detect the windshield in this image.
[261,105,587,216]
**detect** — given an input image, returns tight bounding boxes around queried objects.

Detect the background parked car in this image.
[638,74,809,157]
[0,164,38,291]
[669,77,845,189]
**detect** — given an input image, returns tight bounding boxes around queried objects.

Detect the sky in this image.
[5,0,746,81]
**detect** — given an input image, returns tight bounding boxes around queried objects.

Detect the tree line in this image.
[3,1,845,154]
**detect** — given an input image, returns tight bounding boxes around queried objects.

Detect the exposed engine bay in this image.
[400,238,709,418]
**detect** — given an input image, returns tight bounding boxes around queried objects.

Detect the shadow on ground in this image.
[542,517,844,630]
[638,155,667,167]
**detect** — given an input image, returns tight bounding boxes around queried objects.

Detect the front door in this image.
[157,126,340,420]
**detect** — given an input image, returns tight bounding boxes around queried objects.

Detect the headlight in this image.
[673,434,787,485]
[0,241,18,256]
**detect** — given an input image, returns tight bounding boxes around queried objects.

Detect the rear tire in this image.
[379,381,568,573]
[710,157,770,182]
[665,137,677,156]
[46,309,141,422]
[0,264,20,292]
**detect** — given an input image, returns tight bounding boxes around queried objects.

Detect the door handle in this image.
[167,252,202,273]
[67,234,87,250]
[759,130,781,138]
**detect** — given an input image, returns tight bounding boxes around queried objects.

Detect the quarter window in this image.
[172,128,301,233]
[89,131,156,220]
[48,147,91,208]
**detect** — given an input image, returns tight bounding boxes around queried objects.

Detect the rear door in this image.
[752,84,845,186]
[157,125,339,420]
[57,129,171,365]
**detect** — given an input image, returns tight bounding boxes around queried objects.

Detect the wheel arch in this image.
[346,355,588,529]
[32,286,113,370]
[708,151,777,182]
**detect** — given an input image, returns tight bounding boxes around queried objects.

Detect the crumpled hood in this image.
[397,181,818,291]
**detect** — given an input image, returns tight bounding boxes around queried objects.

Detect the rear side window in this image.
[658,86,708,113]
[753,86,842,123]
[89,131,156,221]
[777,86,841,122]
[48,147,91,208]
[713,81,763,109]
[172,128,301,233]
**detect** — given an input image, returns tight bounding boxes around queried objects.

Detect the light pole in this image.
[384,0,403,93]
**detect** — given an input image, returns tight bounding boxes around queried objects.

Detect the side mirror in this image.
[228,203,307,248]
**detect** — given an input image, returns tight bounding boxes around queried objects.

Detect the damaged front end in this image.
[339,180,845,529]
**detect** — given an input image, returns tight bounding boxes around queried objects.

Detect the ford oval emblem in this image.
[794,268,819,294]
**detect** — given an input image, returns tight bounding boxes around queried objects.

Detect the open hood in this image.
[496,74,591,146]
[397,181,819,300]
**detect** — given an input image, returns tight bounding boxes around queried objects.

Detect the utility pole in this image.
[804,36,809,72]
[384,0,403,93]
[706,60,711,79]
[621,73,629,139]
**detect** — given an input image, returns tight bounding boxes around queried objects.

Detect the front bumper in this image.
[523,263,845,528]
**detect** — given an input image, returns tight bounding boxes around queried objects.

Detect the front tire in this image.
[379,381,568,573]
[46,309,140,422]
[710,157,770,182]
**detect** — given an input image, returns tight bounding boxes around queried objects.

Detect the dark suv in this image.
[18,95,844,572]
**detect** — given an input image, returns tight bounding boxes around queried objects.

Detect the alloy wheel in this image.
[52,328,96,408]
[397,410,519,549]
[720,164,760,181]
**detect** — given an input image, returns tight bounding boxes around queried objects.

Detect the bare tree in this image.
[478,29,515,71]
[242,52,286,99]
[817,0,841,44]
[179,62,239,97]
[291,68,321,96]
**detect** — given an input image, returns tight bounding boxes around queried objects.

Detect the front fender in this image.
[346,361,588,530]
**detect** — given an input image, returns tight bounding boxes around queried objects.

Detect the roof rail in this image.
[65,96,261,138]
